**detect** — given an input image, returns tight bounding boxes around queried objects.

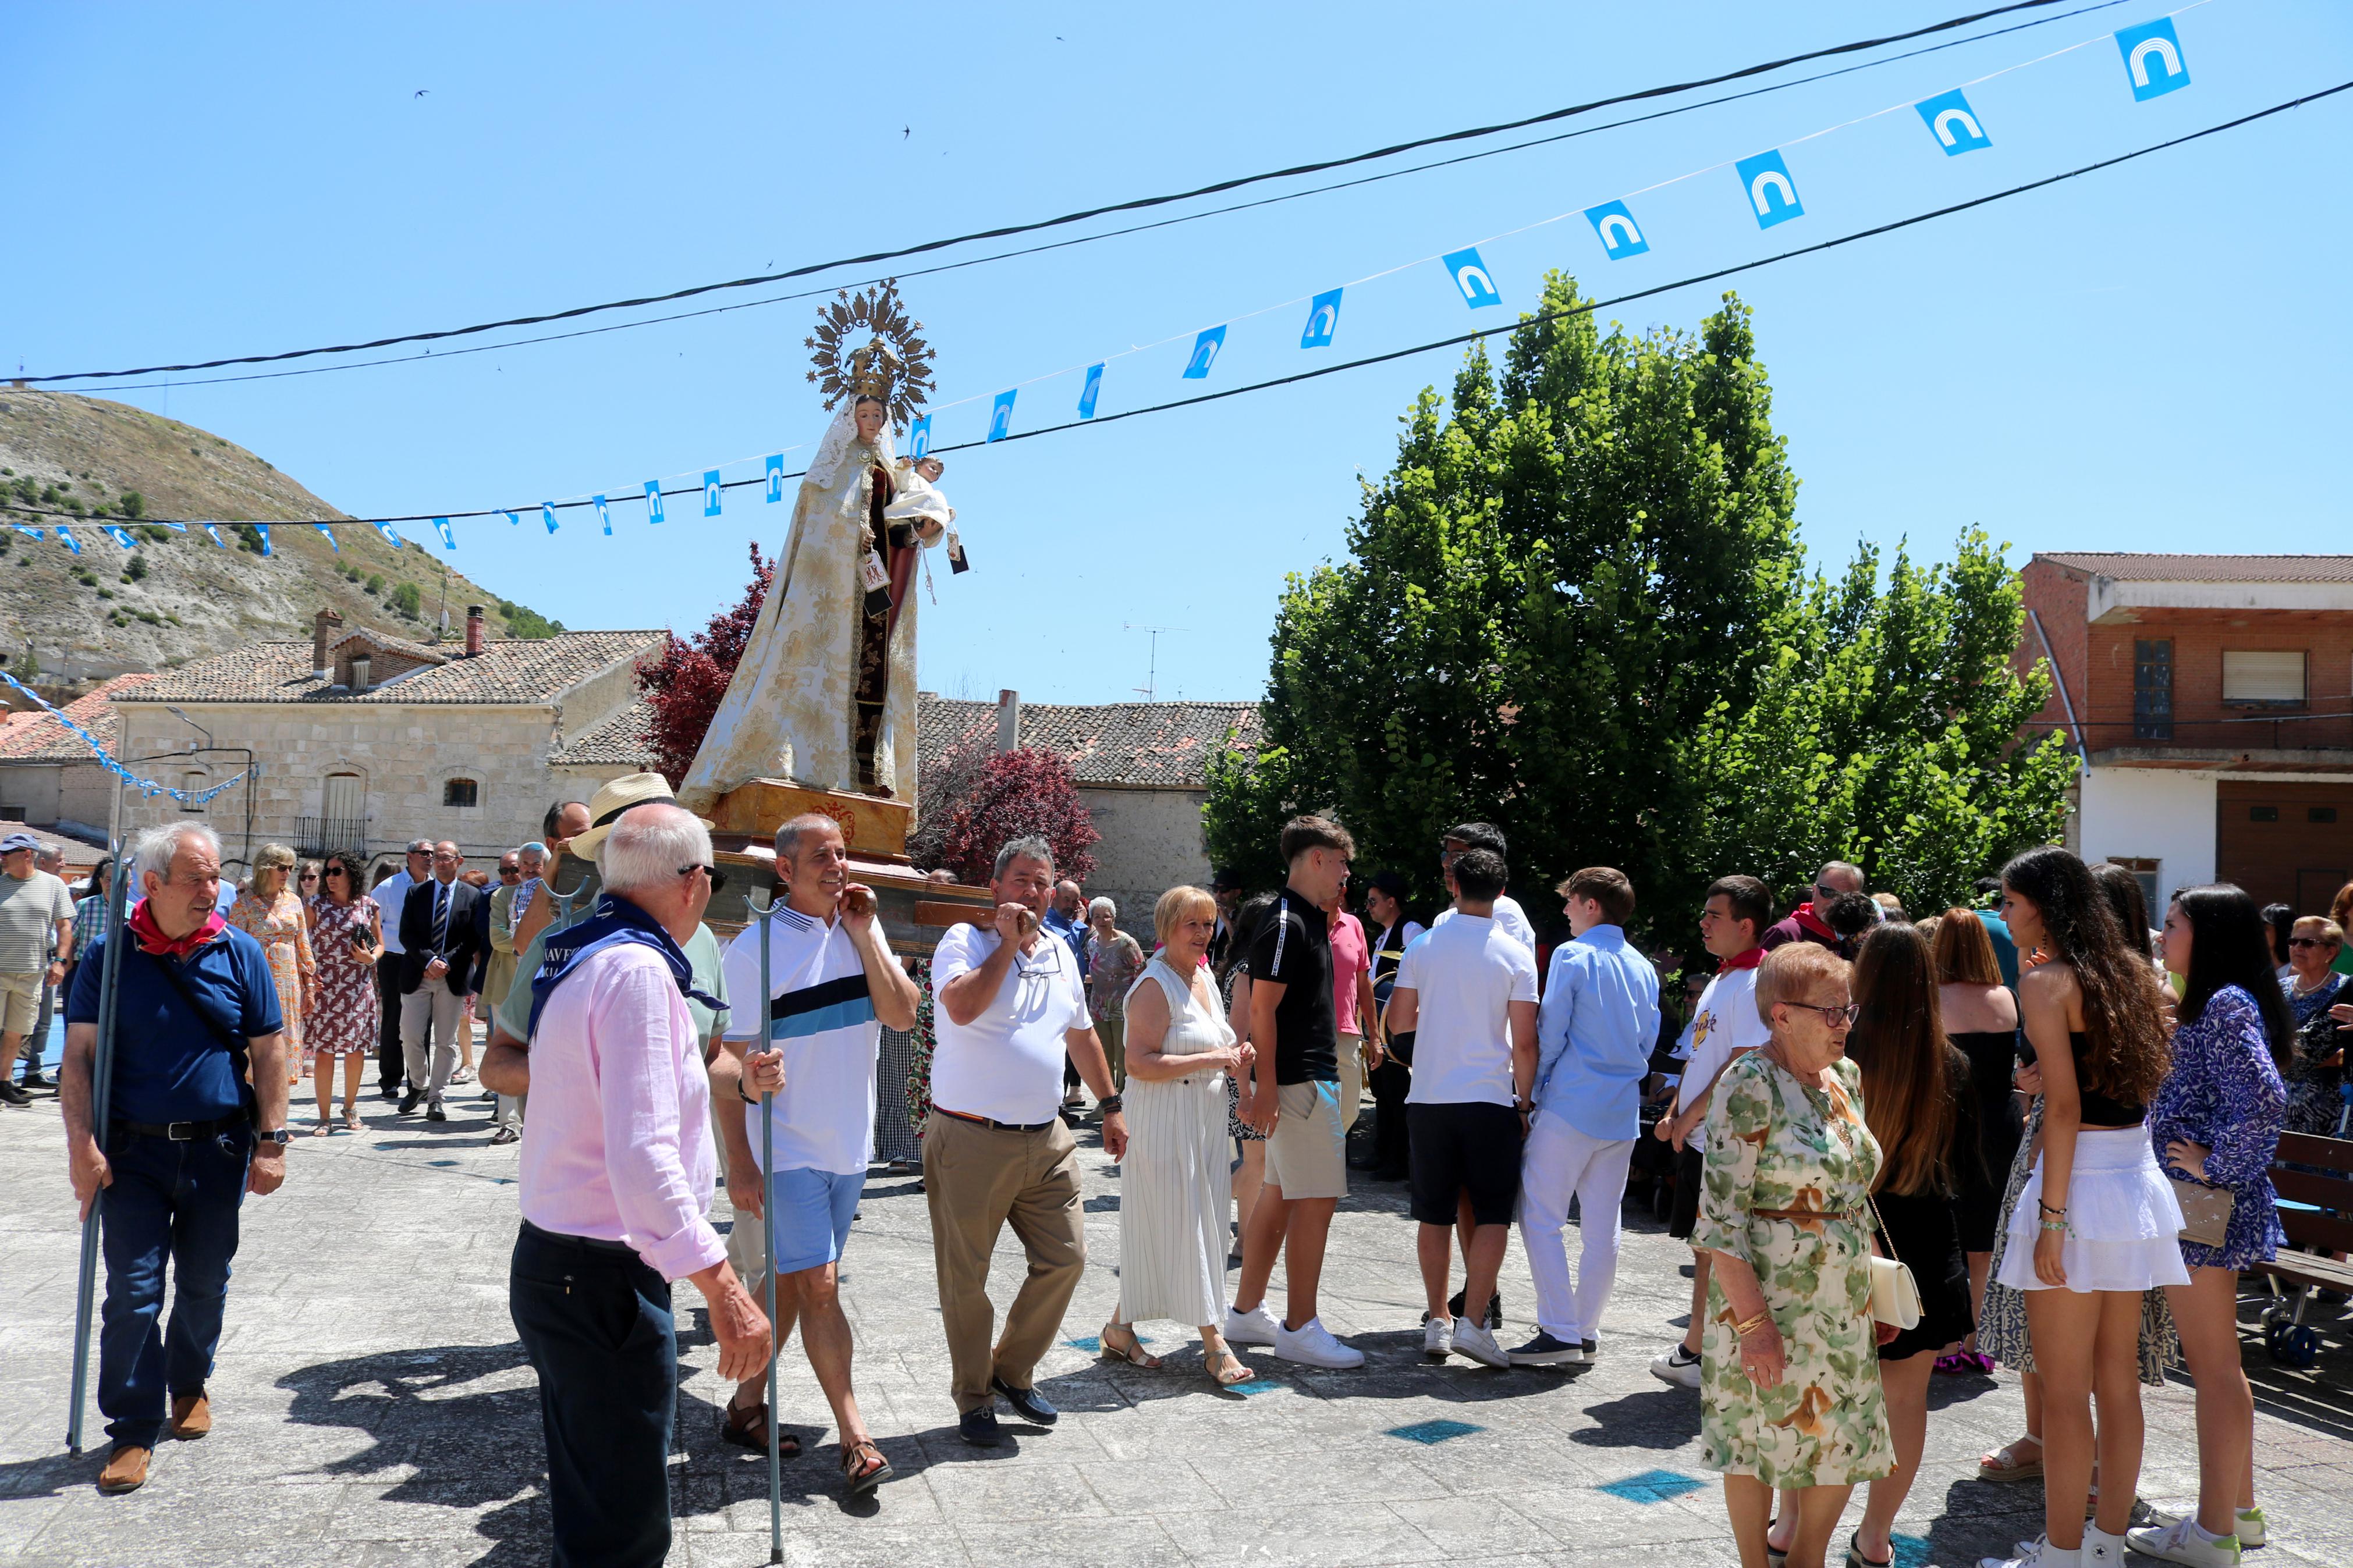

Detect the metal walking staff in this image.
[746,884,783,1565]
[66,845,132,1454]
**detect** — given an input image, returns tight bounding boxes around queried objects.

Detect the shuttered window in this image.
[2221,650,2306,706]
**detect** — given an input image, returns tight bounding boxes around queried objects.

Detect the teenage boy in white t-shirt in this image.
[1384,848,1539,1369]
[1648,874,1772,1389]
[721,813,920,1494]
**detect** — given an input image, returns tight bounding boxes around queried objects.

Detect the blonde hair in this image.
[2293,915,2345,948]
[1154,884,1219,947]
[253,842,298,872]
[1755,941,1851,1023]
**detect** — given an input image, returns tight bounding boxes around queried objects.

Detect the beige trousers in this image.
[922,1110,1087,1413]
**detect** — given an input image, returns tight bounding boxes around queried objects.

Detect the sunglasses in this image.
[1786,1001,1860,1026]
[499,866,521,878]
[299,871,319,881]
[2289,936,2337,949]
[679,863,728,892]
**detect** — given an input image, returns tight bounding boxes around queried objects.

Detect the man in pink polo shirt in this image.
[509,806,776,1568]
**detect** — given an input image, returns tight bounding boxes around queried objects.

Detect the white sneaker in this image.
[2127,1518,2242,1567]
[1648,1343,1702,1388]
[1422,1316,1453,1359]
[1269,1315,1365,1368]
[2146,1507,2265,1549]
[1223,1303,1280,1346]
[1450,1319,1509,1368]
[2081,1523,2127,1566]
[1981,1537,2079,1568]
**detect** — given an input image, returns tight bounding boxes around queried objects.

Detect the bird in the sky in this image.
[414,88,428,97]
[903,126,910,138]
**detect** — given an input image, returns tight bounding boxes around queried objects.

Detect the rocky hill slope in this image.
[0,391,559,689]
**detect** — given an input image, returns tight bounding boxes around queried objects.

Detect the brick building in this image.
[2018,553,2353,913]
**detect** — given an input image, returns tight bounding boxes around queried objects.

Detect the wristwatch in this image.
[256,1128,292,1147]
[1096,1093,1124,1115]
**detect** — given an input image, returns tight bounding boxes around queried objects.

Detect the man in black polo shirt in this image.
[60,820,290,1495]
[1225,815,1364,1370]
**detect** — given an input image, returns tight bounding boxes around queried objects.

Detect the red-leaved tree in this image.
[930,746,1101,886]
[638,542,772,785]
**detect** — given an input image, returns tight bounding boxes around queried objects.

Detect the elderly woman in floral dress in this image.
[228,843,316,1087]
[304,849,382,1133]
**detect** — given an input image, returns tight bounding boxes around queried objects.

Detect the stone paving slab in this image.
[3,1083,2348,1566]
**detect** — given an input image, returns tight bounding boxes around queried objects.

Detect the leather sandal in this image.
[1099,1322,1162,1368]
[1205,1345,1254,1386]
[719,1395,798,1457]
[1978,1435,2044,1481]
[840,1438,892,1497]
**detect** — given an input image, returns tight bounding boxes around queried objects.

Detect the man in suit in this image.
[398,841,482,1123]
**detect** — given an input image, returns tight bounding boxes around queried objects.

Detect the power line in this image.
[8,77,2343,535]
[17,0,2077,386]
[16,0,2132,397]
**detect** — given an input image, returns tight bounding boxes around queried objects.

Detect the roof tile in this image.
[918,693,1262,788]
[116,631,662,706]
[0,672,159,761]
[2036,553,2353,585]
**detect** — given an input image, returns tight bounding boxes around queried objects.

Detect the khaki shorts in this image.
[1264,1079,1348,1200]
[0,971,41,1037]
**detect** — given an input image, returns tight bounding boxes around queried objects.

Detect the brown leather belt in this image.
[935,1106,1059,1134]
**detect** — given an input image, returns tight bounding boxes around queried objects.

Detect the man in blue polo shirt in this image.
[720,812,919,1496]
[61,820,289,1495]
[1510,866,1659,1368]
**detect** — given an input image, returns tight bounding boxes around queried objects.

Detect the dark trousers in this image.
[98,1123,251,1449]
[509,1222,677,1568]
[375,950,404,1091]
[1369,1044,1413,1175]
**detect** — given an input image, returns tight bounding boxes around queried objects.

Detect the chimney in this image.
[348,653,372,694]
[312,608,343,679]
[466,604,485,657]
[996,689,1021,753]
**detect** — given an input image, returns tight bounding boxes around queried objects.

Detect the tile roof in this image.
[116,631,663,706]
[2036,553,2353,584]
[549,695,658,767]
[918,694,1263,788]
[0,673,159,762]
[330,628,447,664]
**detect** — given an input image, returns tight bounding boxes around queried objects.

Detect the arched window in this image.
[443,778,480,809]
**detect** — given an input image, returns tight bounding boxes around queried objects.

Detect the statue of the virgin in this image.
[677,285,945,812]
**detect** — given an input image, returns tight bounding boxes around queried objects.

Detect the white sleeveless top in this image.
[1126,955,1235,1087]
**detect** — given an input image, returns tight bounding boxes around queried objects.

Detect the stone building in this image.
[112,608,662,876]
[0,671,158,839]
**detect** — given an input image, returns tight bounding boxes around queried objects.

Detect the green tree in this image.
[495,598,565,639]
[125,553,148,581]
[232,523,266,554]
[364,573,384,595]
[118,490,146,520]
[391,581,423,615]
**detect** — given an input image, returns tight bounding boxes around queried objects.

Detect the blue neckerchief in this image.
[524,893,726,1041]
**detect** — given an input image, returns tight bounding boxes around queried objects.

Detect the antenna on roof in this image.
[1122,623,1187,702]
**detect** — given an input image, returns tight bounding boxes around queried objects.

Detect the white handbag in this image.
[1866,1196,1923,1331]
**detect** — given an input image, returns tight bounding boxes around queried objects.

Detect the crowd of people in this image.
[42,783,2335,1568]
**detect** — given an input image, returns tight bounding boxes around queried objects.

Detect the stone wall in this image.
[1074,783,1213,941]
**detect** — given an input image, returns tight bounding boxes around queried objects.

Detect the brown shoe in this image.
[97,1445,151,1494]
[169,1392,211,1439]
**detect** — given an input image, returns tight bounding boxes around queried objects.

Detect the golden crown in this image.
[805,280,935,429]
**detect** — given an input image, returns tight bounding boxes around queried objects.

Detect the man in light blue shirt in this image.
[1509,866,1659,1368]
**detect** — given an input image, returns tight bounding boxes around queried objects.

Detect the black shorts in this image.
[1667,1142,1706,1241]
[1406,1101,1523,1226]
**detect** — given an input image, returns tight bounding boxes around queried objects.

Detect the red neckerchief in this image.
[1719,944,1766,973]
[127,897,226,958]
[1790,901,1839,941]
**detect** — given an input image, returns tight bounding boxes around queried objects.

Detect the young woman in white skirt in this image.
[1982,847,2184,1568]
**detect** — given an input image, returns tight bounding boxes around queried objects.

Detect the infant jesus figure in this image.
[886,454,968,573]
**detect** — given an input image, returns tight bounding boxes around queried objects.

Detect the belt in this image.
[112,1114,247,1142]
[520,1219,639,1256]
[935,1106,1059,1134]
[1750,1206,1862,1223]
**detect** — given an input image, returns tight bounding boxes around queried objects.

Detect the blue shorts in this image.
[765,1167,863,1277]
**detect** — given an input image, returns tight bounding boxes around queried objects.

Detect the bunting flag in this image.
[55,525,80,554]
[644,481,665,524]
[158,521,187,532]
[315,524,339,552]
[1183,326,1227,379]
[541,502,559,535]
[500,509,520,527]
[1300,290,1341,348]
[988,389,1016,442]
[908,415,933,457]
[702,471,722,517]
[2117,17,2188,99]
[255,524,272,556]
[1916,88,1992,154]
[13,526,43,541]
[593,496,611,535]
[1585,200,1650,260]
[1735,149,1804,227]
[0,667,251,805]
[1077,366,1103,419]
[375,521,403,547]
[1441,247,1502,308]
[102,525,137,549]
[434,517,456,549]
[765,454,785,501]
[203,524,225,548]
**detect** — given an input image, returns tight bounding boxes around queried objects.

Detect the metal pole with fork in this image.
[65,846,131,1454]
[746,884,784,1565]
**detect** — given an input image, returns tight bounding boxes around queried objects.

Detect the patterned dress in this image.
[304,896,381,1058]
[903,958,938,1140]
[2282,972,2348,1137]
[229,888,315,1058]
[1692,1050,1893,1489]
[2150,984,2288,1271]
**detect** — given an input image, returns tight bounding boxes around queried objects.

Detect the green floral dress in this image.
[1692,1051,1894,1489]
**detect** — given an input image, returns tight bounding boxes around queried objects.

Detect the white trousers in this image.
[1517,1112,1635,1344]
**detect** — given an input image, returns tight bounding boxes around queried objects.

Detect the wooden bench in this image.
[2251,1130,2353,1366]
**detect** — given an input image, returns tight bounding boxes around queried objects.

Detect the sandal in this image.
[313,1116,333,1136]
[840,1437,892,1497]
[1099,1322,1162,1369]
[1765,1517,1790,1568]
[1978,1435,2044,1482]
[343,1107,363,1132]
[719,1395,800,1457]
[1205,1345,1254,1386]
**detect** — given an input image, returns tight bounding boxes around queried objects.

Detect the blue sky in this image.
[6,1,2348,703]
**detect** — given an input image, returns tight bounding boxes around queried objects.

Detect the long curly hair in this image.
[2001,845,2170,1105]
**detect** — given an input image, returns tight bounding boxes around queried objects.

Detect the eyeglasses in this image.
[2289,936,2337,949]
[299,871,319,882]
[679,863,728,892]
[1786,1001,1860,1026]
[499,866,521,879]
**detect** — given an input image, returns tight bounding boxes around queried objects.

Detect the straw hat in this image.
[567,772,711,858]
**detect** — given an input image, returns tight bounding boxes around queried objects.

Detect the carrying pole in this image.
[750,887,783,1565]
[65,850,132,1453]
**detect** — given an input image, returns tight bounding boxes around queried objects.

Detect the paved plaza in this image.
[2,1085,2348,1567]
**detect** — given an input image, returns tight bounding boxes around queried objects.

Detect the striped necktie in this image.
[430,881,449,951]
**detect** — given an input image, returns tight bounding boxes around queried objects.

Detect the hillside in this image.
[0,390,562,689]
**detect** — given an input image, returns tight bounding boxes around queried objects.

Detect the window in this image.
[322,773,364,822]
[442,778,479,809]
[181,771,208,813]
[2250,805,2281,823]
[2314,807,2340,825]
[2222,649,2306,707]
[2132,639,2172,741]
[2110,857,2162,923]
[0,807,23,823]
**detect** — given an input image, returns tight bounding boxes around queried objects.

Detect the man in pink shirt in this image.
[1323,886,1379,1140]
[509,806,776,1567]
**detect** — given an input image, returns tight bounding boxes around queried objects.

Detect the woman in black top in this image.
[1930,909,2019,1374]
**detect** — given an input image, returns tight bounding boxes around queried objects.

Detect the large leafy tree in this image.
[1207,274,2068,935]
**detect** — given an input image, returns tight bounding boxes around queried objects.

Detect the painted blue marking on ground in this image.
[1066,1335,1101,1352]
[1890,1535,1932,1568]
[429,1160,458,1167]
[1225,1379,1283,1395]
[1597,1468,1706,1503]
[1386,1418,1484,1445]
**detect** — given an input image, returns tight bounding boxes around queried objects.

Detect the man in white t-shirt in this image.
[1429,822,1536,956]
[1384,848,1539,1369]
[1648,873,1772,1389]
[927,835,1127,1446]
[721,813,918,1494]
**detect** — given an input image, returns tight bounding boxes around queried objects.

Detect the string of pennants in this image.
[0,667,250,806]
[5,12,2200,554]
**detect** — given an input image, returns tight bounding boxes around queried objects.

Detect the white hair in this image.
[1087,896,1116,921]
[135,821,221,885]
[598,805,711,895]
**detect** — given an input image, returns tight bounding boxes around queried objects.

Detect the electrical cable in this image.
[16,0,2078,385]
[6,76,2341,534]
[17,0,2134,397]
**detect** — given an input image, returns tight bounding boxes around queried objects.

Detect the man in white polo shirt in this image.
[721,812,918,1496]
[927,835,1127,1446]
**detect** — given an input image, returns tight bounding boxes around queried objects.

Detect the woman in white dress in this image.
[1100,886,1258,1386]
